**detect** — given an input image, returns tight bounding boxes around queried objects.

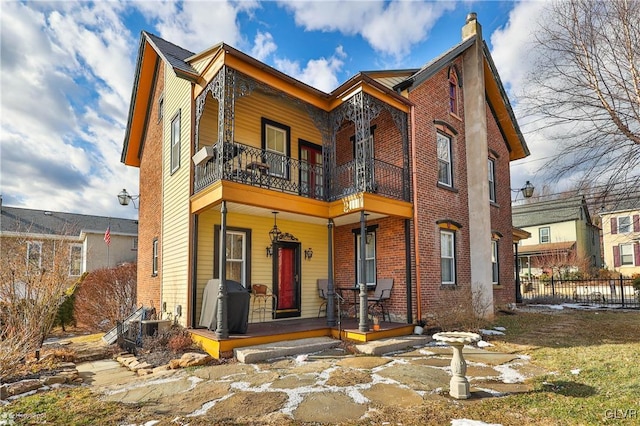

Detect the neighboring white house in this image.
[600,201,640,276]
[512,196,602,277]
[0,203,138,276]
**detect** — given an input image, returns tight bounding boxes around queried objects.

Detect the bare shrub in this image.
[427,284,492,332]
[74,263,137,332]
[0,229,79,380]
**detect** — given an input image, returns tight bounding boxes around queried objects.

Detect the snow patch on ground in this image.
[451,419,503,426]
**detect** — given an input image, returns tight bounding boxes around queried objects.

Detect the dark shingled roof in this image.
[512,196,592,228]
[0,206,138,237]
[143,31,198,77]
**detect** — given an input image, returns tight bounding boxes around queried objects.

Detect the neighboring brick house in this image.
[0,203,138,279]
[120,13,529,336]
[512,195,602,278]
[600,200,640,276]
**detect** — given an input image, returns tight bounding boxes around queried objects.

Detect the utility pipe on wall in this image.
[409,105,423,323]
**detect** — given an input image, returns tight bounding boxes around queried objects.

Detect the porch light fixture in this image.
[269,212,282,243]
[117,189,140,209]
[304,247,313,260]
[512,181,535,201]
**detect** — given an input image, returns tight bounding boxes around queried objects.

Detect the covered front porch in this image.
[190,317,414,359]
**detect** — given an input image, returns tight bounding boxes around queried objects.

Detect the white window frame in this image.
[132,238,138,251]
[620,243,634,266]
[265,123,288,178]
[437,132,452,187]
[27,241,42,269]
[170,111,181,174]
[441,230,456,285]
[224,230,247,287]
[69,243,83,276]
[618,216,631,233]
[491,240,499,284]
[488,158,496,202]
[539,227,550,243]
[152,238,158,276]
[356,231,376,287]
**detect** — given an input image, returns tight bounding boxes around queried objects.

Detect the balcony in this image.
[194,141,409,202]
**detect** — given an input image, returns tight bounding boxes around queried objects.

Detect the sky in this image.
[0,0,551,220]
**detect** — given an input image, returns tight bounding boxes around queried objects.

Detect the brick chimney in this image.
[462,12,482,41]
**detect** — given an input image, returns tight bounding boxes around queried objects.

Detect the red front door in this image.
[273,242,301,318]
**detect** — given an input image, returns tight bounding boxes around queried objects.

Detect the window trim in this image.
[261,117,291,180]
[69,243,83,277]
[488,158,496,203]
[437,131,453,187]
[152,238,158,276]
[618,216,631,233]
[620,243,634,266]
[491,239,499,284]
[539,227,550,244]
[440,230,456,285]
[170,110,181,174]
[448,67,459,116]
[214,225,252,289]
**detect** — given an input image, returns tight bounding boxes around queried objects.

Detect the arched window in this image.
[448,67,459,115]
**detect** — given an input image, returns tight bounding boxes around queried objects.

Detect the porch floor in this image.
[190,317,414,359]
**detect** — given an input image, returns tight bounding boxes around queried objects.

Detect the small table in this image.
[337,286,374,319]
[246,161,269,186]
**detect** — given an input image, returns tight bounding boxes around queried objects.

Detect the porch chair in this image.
[251,284,277,322]
[317,279,329,317]
[367,278,393,322]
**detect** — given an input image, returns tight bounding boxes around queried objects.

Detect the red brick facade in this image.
[136,64,164,312]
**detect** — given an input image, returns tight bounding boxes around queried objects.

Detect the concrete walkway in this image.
[79,336,546,425]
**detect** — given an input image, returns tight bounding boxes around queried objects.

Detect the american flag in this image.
[104,226,111,246]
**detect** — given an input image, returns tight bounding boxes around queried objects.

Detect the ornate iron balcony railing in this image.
[194,141,409,202]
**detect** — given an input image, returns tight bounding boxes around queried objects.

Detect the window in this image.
[488,158,496,202]
[449,68,459,115]
[26,241,42,269]
[225,231,247,286]
[158,95,164,122]
[69,244,83,276]
[618,216,631,233]
[491,240,499,284]
[132,238,138,251]
[441,230,456,284]
[620,244,634,266]
[539,227,550,243]
[170,111,181,173]
[437,132,452,186]
[152,238,158,276]
[262,118,290,179]
[356,231,376,287]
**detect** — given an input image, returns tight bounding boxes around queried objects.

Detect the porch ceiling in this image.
[203,202,388,227]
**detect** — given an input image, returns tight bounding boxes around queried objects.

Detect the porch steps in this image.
[355,335,433,355]
[234,337,341,363]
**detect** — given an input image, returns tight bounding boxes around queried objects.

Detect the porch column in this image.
[514,243,522,304]
[215,201,229,339]
[359,211,369,331]
[326,219,336,326]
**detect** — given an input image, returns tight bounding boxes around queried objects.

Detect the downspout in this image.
[409,105,423,322]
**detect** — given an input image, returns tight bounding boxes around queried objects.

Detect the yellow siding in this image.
[194,210,328,324]
[234,91,323,150]
[199,99,219,147]
[161,62,193,326]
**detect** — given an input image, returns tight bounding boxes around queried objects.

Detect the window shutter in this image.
[633,215,640,232]
[613,245,621,267]
[634,243,640,266]
[610,218,617,234]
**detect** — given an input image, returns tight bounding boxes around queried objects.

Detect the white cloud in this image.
[274,45,346,92]
[279,0,455,59]
[251,31,277,62]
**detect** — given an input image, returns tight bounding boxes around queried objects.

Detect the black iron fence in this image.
[521,276,640,308]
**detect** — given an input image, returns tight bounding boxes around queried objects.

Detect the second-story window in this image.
[539,227,550,243]
[262,118,290,179]
[170,111,181,173]
[488,158,496,203]
[618,216,631,233]
[27,241,42,269]
[69,244,83,276]
[437,132,452,187]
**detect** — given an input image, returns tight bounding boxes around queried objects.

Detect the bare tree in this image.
[522,0,639,194]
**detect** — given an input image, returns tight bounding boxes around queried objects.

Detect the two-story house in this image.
[600,201,640,276]
[0,203,138,279]
[120,13,529,355]
[512,195,602,278]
